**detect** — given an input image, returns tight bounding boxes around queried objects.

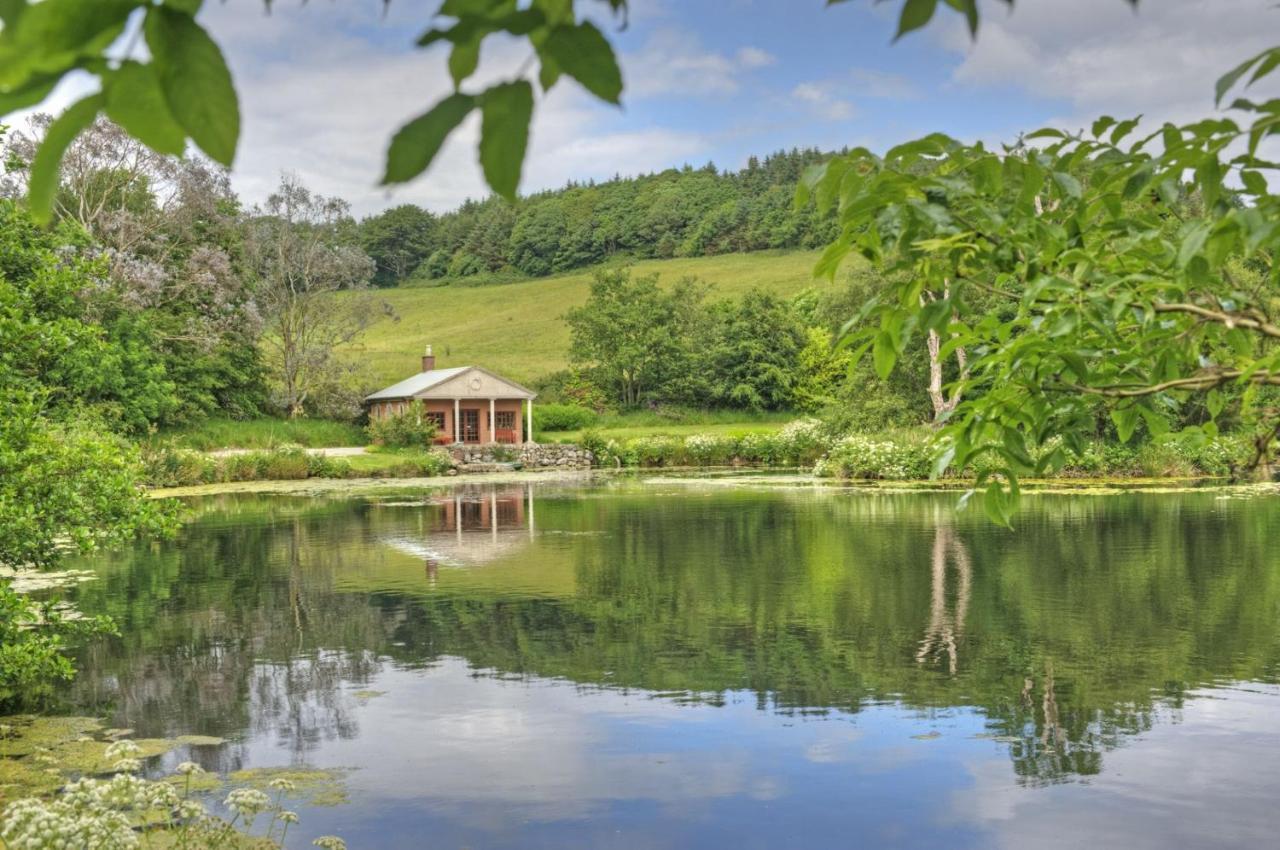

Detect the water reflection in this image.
[60,484,1280,848]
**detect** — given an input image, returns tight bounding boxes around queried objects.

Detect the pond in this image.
[55,480,1280,848]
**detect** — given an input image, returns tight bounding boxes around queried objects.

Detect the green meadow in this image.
[345,250,825,387]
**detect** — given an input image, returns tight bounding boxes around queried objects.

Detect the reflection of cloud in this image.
[804,727,866,763]
[947,685,1280,850]
[321,658,769,824]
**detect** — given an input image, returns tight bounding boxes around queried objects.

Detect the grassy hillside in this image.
[346,250,824,387]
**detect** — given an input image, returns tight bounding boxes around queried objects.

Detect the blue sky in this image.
[176,0,1280,215]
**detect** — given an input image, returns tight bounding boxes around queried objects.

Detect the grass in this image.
[344,250,825,387]
[150,417,367,450]
[539,409,797,443]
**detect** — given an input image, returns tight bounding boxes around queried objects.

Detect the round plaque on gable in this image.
[469,376,483,391]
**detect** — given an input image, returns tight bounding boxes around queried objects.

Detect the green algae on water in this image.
[227,766,353,807]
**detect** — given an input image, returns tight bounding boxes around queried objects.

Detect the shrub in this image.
[260,445,311,480]
[533,403,598,432]
[814,434,933,480]
[141,446,216,488]
[684,433,739,465]
[370,449,454,478]
[366,406,437,448]
[737,432,781,464]
[772,418,830,464]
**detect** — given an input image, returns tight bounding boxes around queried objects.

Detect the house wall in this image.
[373,397,525,444]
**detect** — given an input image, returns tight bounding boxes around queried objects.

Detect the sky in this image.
[31,0,1280,217]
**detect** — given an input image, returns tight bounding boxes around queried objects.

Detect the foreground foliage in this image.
[808,50,1280,521]
[0,737,345,850]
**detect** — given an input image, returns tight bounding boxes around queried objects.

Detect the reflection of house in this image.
[364,347,536,444]
[382,486,537,569]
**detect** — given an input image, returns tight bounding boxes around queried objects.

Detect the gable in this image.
[415,366,535,400]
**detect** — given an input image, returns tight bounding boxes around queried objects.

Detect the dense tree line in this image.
[562,267,935,421]
[358,149,840,286]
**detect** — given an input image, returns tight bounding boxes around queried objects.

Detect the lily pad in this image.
[228,766,353,807]
[175,734,226,747]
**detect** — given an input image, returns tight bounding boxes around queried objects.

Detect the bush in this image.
[533,403,598,432]
[814,434,933,480]
[260,445,311,480]
[370,449,454,478]
[366,406,438,448]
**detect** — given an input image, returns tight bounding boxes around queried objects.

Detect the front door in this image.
[461,408,480,443]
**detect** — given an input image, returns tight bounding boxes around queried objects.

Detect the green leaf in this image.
[894,0,938,41]
[540,21,623,104]
[0,73,60,115]
[1206,389,1224,419]
[3,0,137,86]
[538,54,563,91]
[104,61,187,156]
[381,93,476,184]
[163,0,203,12]
[872,329,897,379]
[144,6,239,165]
[448,37,481,87]
[1091,115,1116,138]
[28,93,104,224]
[942,0,978,37]
[1111,406,1138,443]
[982,480,1013,528]
[1176,221,1211,269]
[1240,170,1267,195]
[479,80,534,200]
[1215,48,1274,106]
[1052,171,1082,199]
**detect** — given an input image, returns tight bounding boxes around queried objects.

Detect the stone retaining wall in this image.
[447,443,594,470]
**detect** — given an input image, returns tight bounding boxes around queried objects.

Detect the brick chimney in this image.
[421,344,435,372]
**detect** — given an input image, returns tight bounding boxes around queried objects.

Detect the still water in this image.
[64,481,1280,849]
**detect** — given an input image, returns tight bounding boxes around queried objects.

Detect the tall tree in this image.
[359,203,436,286]
[566,269,706,407]
[249,175,379,418]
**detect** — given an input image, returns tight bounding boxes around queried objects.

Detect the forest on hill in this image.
[356,148,840,286]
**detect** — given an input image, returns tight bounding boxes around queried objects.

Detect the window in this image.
[495,411,516,430]
[426,411,446,430]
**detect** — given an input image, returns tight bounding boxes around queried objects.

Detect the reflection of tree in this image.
[916,526,972,675]
[62,488,1280,788]
[67,499,388,756]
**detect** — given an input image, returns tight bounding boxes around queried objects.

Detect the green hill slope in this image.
[348,250,824,387]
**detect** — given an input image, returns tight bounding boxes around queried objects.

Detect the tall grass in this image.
[149,417,367,451]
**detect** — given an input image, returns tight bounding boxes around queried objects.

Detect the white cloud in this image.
[624,29,777,97]
[736,46,778,69]
[944,0,1280,127]
[791,82,856,122]
[848,67,921,100]
[198,3,710,215]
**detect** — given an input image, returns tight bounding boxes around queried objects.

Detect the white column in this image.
[489,398,495,444]
[454,495,461,543]
[453,398,460,443]
[526,399,534,444]
[527,485,535,540]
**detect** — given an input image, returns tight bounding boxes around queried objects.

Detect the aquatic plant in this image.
[0,733,343,849]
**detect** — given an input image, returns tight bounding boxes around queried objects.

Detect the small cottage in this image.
[365,347,537,444]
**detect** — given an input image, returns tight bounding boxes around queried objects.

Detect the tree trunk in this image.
[923,285,967,425]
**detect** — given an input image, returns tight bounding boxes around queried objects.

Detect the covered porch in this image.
[366,363,537,446]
